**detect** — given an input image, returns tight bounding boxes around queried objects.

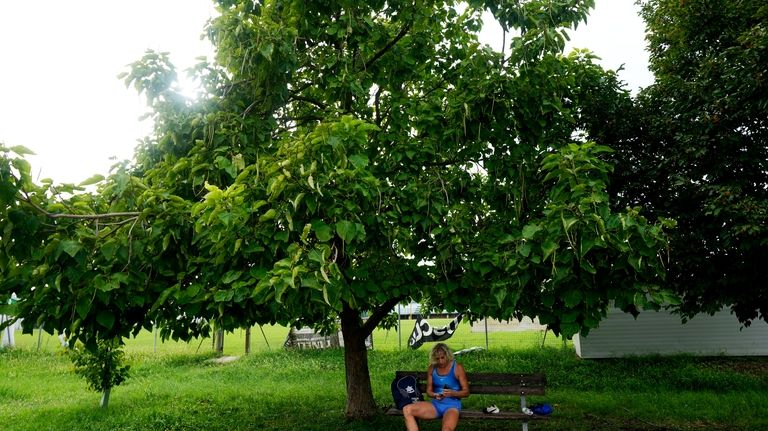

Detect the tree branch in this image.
[361,295,406,335]
[364,23,411,70]
[289,95,328,110]
[21,190,140,220]
[374,86,383,126]
[45,212,142,220]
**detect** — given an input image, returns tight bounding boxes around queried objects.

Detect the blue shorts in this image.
[432,398,462,418]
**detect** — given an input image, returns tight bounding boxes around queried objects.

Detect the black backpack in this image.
[391,374,423,409]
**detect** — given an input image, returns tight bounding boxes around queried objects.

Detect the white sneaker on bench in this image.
[483,405,500,414]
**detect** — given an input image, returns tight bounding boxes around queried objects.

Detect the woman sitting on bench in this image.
[403,343,470,431]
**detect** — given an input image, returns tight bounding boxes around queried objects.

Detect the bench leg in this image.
[521,395,528,431]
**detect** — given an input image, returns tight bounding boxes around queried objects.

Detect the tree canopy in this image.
[1,0,675,418]
[601,0,768,325]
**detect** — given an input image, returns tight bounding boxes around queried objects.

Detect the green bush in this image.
[70,338,130,408]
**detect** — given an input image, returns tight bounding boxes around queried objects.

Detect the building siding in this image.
[574,307,768,358]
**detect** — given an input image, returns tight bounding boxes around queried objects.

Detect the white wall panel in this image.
[574,307,768,358]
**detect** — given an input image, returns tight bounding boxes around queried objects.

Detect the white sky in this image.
[0,0,651,185]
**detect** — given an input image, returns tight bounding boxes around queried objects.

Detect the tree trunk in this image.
[244,326,251,355]
[100,387,111,409]
[215,328,224,354]
[340,303,378,419]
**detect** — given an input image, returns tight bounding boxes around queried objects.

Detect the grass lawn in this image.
[1,329,766,431]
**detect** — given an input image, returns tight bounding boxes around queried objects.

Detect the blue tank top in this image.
[432,360,460,393]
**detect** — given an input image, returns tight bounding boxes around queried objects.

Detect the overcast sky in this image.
[0,1,651,185]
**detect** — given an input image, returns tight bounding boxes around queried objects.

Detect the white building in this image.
[574,307,768,358]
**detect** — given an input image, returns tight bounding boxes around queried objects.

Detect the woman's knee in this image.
[402,404,415,417]
[441,410,459,431]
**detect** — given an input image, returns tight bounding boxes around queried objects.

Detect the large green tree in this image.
[600,0,767,324]
[2,0,674,419]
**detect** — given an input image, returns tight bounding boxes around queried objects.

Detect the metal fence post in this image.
[397,304,402,350]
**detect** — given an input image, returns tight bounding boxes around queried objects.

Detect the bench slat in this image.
[385,407,549,420]
[394,371,546,395]
[468,385,546,395]
[395,371,545,383]
[408,383,545,395]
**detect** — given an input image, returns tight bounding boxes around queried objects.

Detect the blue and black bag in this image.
[391,375,423,409]
[531,403,554,415]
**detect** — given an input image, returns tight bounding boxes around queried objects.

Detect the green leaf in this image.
[96,310,115,330]
[59,240,83,258]
[314,222,333,242]
[308,247,327,264]
[541,239,557,261]
[560,310,580,323]
[522,224,542,239]
[292,192,305,210]
[9,145,35,156]
[101,241,117,260]
[559,322,580,339]
[322,286,331,305]
[11,158,31,177]
[580,259,597,274]
[562,290,583,308]
[150,286,177,314]
[259,208,277,222]
[336,220,356,244]
[78,174,105,186]
[221,271,241,284]
[260,43,274,61]
[76,296,92,319]
[348,154,369,169]
[218,212,233,226]
[98,278,121,292]
[214,290,234,302]
[579,236,596,257]
[301,277,321,289]
[494,289,507,308]
[562,217,578,231]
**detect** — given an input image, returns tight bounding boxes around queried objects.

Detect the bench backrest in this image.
[394,371,546,396]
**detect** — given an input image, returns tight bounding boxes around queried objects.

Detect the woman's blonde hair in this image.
[429,343,454,365]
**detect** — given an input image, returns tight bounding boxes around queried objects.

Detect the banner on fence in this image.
[408,315,462,349]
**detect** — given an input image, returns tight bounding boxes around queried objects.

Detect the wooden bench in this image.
[386,371,548,431]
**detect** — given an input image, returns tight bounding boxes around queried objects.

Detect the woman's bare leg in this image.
[402,401,438,431]
[441,408,460,431]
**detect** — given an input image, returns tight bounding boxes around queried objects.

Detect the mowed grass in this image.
[1,328,767,431]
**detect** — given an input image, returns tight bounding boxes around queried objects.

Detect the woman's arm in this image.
[425,365,438,398]
[443,362,470,399]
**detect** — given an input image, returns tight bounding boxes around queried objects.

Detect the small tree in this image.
[70,338,130,409]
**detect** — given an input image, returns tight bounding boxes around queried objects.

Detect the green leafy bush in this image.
[70,338,130,408]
